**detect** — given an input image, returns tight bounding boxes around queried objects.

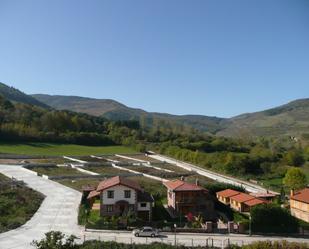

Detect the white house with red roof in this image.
[87,176,154,221]
[163,179,215,220]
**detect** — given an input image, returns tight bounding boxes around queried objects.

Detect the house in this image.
[163,179,215,220]
[229,192,266,212]
[87,176,154,221]
[216,189,241,205]
[290,187,309,222]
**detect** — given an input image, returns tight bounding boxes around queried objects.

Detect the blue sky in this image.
[0,0,308,117]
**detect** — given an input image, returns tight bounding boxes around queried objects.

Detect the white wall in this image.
[101,185,136,205]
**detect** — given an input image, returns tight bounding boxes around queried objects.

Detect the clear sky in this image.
[0,0,308,118]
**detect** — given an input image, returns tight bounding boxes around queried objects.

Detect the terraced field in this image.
[26,165,86,176]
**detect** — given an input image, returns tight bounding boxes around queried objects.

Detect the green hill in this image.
[218,98,309,138]
[32,94,309,139]
[0,83,49,108]
[32,94,224,133]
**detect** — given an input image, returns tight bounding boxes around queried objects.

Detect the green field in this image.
[0,143,136,156]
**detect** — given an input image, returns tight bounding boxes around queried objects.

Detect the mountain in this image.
[32,94,225,133]
[32,94,309,138]
[218,98,309,138]
[0,83,49,108]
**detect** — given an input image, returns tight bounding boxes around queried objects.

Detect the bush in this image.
[251,204,298,234]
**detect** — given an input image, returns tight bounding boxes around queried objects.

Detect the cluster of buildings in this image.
[85,175,309,225]
[85,176,217,222]
[216,189,275,213]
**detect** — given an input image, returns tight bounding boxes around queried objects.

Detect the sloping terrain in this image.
[32,94,225,133]
[218,98,309,137]
[0,83,49,108]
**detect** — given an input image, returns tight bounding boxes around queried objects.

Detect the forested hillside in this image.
[32,94,225,133]
[0,83,49,108]
[32,94,309,139]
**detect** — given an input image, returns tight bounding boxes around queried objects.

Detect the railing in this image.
[81,233,246,248]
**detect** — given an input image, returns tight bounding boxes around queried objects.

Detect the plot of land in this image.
[27,165,86,176]
[83,165,139,176]
[0,143,136,156]
[121,164,190,178]
[56,178,103,191]
[128,154,162,163]
[76,156,109,163]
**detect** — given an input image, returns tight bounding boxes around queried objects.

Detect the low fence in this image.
[81,233,246,248]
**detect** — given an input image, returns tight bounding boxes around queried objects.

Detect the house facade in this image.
[87,176,154,221]
[164,179,215,220]
[217,189,266,213]
[216,189,241,205]
[290,187,309,223]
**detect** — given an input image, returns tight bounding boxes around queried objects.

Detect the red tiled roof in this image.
[244,198,266,207]
[163,179,206,191]
[216,189,241,198]
[97,176,142,192]
[230,193,255,203]
[291,187,309,204]
[87,190,101,199]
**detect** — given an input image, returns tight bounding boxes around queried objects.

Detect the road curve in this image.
[0,165,83,249]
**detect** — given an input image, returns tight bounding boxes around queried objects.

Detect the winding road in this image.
[0,165,82,249]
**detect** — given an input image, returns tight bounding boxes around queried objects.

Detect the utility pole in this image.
[249,215,252,236]
[174,223,177,246]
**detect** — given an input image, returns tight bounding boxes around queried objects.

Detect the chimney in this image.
[195,178,199,186]
[290,189,295,197]
[180,176,184,181]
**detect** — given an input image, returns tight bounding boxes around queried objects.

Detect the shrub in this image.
[250,204,298,233]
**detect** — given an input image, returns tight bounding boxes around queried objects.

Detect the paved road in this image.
[148,154,277,194]
[83,230,309,248]
[0,165,83,249]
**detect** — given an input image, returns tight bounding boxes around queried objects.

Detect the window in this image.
[107,190,114,198]
[106,205,113,212]
[140,203,147,208]
[124,190,131,198]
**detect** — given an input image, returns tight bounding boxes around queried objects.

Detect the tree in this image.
[31,231,78,249]
[284,150,305,166]
[250,204,298,233]
[283,167,307,190]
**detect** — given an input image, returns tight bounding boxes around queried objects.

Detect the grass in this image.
[0,142,136,156]
[0,173,44,233]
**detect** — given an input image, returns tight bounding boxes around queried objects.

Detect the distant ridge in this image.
[0,83,49,108]
[32,93,309,138]
[32,94,225,133]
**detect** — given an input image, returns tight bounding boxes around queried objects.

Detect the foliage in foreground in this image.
[32,232,309,249]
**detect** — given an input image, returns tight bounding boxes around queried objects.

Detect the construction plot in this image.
[25,165,86,177]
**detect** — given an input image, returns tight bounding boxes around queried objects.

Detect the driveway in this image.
[0,165,82,249]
